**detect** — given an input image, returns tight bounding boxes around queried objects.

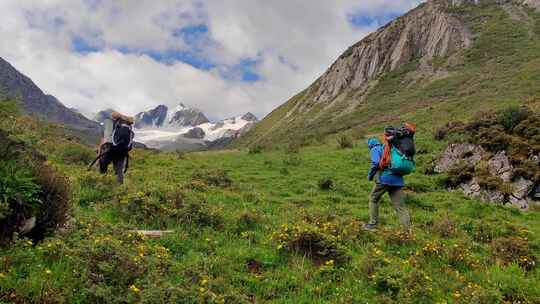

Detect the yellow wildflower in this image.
[129,284,141,293]
[45,268,52,275]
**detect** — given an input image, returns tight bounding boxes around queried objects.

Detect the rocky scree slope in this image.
[0,57,101,143]
[236,0,540,147]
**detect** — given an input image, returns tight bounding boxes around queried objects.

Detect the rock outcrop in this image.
[183,127,206,139]
[434,143,485,173]
[436,143,539,210]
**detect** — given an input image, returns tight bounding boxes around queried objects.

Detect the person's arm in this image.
[368,146,381,181]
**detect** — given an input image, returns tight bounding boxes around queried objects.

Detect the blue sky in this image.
[1,0,423,119]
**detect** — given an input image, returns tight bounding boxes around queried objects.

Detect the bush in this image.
[0,159,42,244]
[115,187,223,229]
[491,236,537,271]
[318,177,334,190]
[497,106,530,133]
[30,162,71,241]
[431,215,458,238]
[445,161,475,188]
[463,221,503,243]
[337,134,353,149]
[434,121,465,141]
[234,210,263,233]
[248,145,263,154]
[273,222,351,265]
[191,169,232,188]
[0,130,71,244]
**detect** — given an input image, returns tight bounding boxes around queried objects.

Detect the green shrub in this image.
[434,121,467,141]
[30,162,71,241]
[234,210,263,232]
[248,145,263,154]
[115,187,222,229]
[497,106,530,133]
[337,134,353,149]
[491,236,537,271]
[431,215,458,238]
[0,130,71,244]
[273,223,351,265]
[318,177,334,190]
[445,161,475,188]
[0,159,41,244]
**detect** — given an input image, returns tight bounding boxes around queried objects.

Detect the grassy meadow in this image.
[1,119,540,303]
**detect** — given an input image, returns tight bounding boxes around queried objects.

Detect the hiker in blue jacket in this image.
[364,138,411,230]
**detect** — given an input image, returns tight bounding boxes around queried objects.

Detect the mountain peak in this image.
[134,103,209,129]
[241,112,258,122]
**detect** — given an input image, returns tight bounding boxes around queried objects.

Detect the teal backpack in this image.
[389,147,416,175]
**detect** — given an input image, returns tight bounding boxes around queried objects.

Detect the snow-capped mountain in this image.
[134,103,209,129]
[129,103,258,150]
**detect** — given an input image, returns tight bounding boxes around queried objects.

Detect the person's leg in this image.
[112,156,126,184]
[368,183,388,225]
[389,187,411,229]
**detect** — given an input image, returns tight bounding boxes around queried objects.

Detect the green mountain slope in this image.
[236,0,540,147]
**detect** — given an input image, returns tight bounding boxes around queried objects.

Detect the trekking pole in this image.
[87,152,105,171]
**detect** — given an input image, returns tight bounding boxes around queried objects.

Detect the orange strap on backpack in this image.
[379,135,392,170]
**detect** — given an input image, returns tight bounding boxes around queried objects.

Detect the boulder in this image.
[435,143,485,173]
[459,178,482,198]
[512,177,534,200]
[509,196,529,210]
[488,151,513,182]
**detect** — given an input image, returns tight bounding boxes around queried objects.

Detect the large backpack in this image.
[390,123,416,159]
[111,120,134,154]
[389,147,416,175]
[379,123,416,175]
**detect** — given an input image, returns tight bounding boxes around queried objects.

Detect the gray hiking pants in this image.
[368,183,410,228]
[112,157,126,184]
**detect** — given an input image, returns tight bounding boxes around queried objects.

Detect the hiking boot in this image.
[363,223,378,231]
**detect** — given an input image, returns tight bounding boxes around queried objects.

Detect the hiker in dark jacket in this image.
[98,112,134,184]
[364,137,411,230]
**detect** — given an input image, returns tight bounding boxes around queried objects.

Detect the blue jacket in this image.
[367,138,404,187]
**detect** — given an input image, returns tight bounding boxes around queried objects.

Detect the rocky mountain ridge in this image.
[236,0,540,147]
[0,57,101,143]
[134,103,210,129]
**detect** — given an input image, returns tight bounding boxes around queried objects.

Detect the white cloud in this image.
[0,0,422,120]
